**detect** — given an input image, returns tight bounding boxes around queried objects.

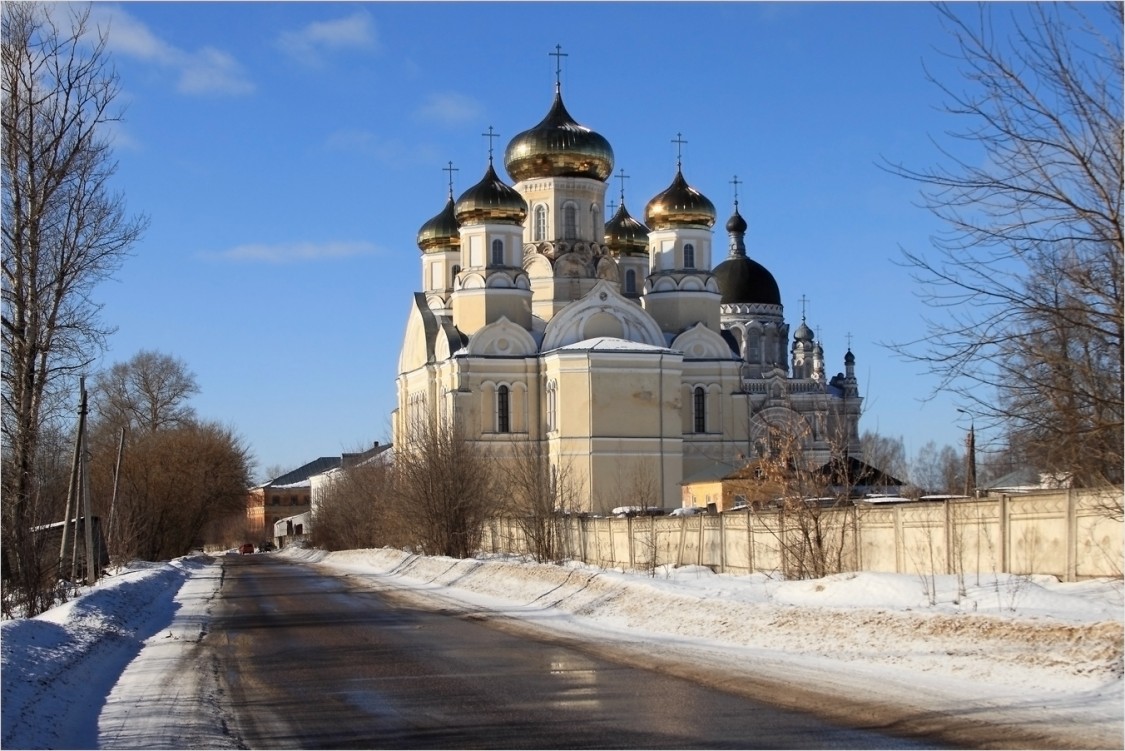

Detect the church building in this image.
[394,58,863,513]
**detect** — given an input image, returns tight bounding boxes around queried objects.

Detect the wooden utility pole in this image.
[58,378,87,578]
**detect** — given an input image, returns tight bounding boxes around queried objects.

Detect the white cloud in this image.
[276,11,377,67]
[414,92,483,126]
[207,241,378,264]
[90,5,253,96]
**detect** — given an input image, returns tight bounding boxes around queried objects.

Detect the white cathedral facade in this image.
[394,73,863,514]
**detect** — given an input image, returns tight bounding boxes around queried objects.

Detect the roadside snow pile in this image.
[0,557,210,749]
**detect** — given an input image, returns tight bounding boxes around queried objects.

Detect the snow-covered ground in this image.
[2,547,1122,749]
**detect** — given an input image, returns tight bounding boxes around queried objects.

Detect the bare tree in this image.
[745,417,856,579]
[90,350,198,433]
[501,440,582,563]
[311,456,397,553]
[911,440,963,496]
[883,3,1123,487]
[87,420,252,562]
[860,431,908,483]
[2,3,146,614]
[393,417,498,559]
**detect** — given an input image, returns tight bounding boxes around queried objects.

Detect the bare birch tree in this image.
[2,3,146,614]
[883,3,1123,487]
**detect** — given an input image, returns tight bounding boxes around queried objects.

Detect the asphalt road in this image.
[206,554,947,749]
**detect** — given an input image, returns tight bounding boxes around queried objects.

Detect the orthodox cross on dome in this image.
[615,168,630,204]
[442,160,458,197]
[799,293,809,322]
[846,331,854,349]
[730,174,742,209]
[481,126,499,164]
[672,132,688,171]
[608,198,617,215]
[549,44,568,89]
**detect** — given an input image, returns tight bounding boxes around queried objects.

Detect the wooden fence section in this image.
[481,488,1123,581]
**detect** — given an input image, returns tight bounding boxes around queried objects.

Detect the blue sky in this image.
[76,2,1061,479]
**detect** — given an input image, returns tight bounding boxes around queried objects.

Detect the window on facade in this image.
[563,204,577,240]
[546,380,557,432]
[290,495,297,506]
[684,243,695,269]
[452,264,461,284]
[590,204,601,239]
[497,385,511,433]
[491,239,504,266]
[747,330,760,363]
[693,386,706,433]
[534,205,547,242]
[624,269,637,294]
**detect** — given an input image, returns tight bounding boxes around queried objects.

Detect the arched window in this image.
[693,387,706,433]
[497,385,510,433]
[491,239,504,266]
[590,203,601,239]
[683,243,695,269]
[563,204,577,240]
[747,330,760,363]
[534,205,548,242]
[624,269,637,295]
[546,380,557,432]
[451,264,461,285]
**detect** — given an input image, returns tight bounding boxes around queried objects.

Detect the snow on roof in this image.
[552,336,674,354]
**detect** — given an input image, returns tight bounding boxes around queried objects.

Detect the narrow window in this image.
[451,264,461,285]
[546,381,557,432]
[563,204,577,239]
[625,269,637,294]
[693,386,706,433]
[491,238,504,266]
[684,243,695,269]
[497,385,510,433]
[534,205,547,241]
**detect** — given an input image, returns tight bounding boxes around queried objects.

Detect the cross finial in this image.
[672,132,688,170]
[615,168,630,204]
[846,331,853,349]
[481,126,499,164]
[799,294,809,321]
[730,174,742,207]
[442,161,458,198]
[608,198,617,215]
[549,44,568,89]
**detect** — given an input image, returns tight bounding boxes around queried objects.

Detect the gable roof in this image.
[266,456,341,487]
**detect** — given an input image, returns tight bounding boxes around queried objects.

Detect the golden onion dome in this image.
[454,162,528,225]
[504,88,614,182]
[604,203,649,255]
[645,169,716,230]
[416,193,460,252]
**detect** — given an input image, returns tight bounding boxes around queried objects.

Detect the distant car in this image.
[257,542,275,553]
[239,543,254,555]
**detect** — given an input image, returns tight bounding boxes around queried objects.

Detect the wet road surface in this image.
[211,554,945,749]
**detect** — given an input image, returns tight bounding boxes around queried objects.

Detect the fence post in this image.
[1000,493,1010,574]
[1066,488,1077,582]
[719,513,726,574]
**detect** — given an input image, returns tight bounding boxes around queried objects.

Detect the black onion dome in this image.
[794,320,814,342]
[645,169,716,230]
[726,208,748,234]
[454,162,528,225]
[416,194,460,252]
[713,256,782,306]
[504,89,614,182]
[604,203,649,255]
